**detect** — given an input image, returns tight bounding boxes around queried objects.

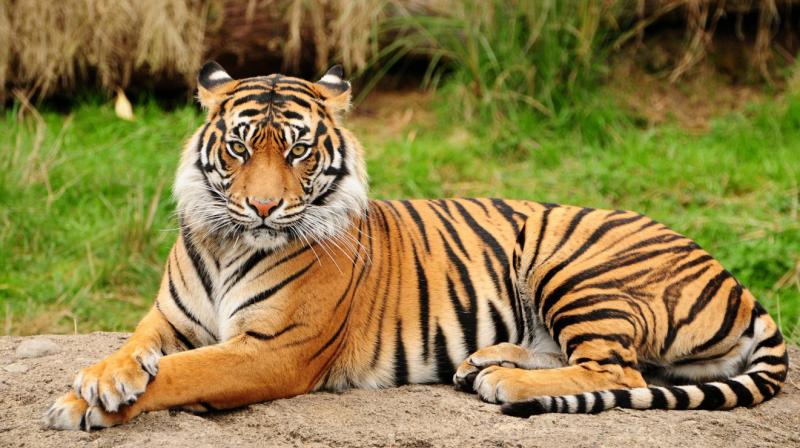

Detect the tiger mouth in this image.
[249,224,282,236]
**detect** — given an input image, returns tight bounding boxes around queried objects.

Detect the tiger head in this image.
[174,62,368,251]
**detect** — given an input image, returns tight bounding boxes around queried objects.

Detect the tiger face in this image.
[174,62,368,251]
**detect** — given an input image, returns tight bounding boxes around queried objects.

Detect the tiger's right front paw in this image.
[43,391,88,430]
[73,346,160,412]
[44,391,132,431]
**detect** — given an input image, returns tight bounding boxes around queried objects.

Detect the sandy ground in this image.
[1,333,798,448]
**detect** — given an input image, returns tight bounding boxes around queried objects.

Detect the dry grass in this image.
[627,0,795,83]
[0,0,797,102]
[0,0,208,101]
[282,0,387,72]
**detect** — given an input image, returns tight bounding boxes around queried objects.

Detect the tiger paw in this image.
[73,346,160,412]
[473,365,537,404]
[453,343,534,392]
[43,391,89,430]
[43,391,131,431]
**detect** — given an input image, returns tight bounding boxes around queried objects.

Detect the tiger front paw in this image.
[44,391,129,431]
[453,343,533,392]
[73,346,160,412]
[43,391,89,430]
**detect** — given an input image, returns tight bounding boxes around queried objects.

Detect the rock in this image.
[16,337,61,359]
[3,362,29,373]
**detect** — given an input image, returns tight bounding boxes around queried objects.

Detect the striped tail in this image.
[502,312,789,417]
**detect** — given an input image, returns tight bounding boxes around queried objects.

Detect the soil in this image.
[1,333,799,448]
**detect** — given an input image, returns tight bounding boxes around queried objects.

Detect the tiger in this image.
[44,62,788,430]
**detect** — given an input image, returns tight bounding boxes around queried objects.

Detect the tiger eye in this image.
[291,145,308,157]
[231,142,247,154]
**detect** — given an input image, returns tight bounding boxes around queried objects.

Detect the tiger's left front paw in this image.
[43,391,128,431]
[73,346,160,412]
[473,366,536,404]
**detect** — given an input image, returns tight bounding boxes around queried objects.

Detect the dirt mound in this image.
[1,333,798,447]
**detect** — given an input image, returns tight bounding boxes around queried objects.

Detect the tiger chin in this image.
[44,62,788,431]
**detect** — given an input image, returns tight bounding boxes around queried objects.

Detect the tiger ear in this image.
[315,65,351,114]
[197,61,236,109]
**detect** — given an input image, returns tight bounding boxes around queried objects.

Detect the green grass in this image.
[1,93,798,342]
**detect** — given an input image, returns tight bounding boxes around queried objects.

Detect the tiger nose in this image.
[247,197,280,218]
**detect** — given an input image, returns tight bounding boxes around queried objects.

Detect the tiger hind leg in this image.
[472,315,647,404]
[453,343,566,392]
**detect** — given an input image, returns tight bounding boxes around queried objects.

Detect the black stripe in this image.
[434,326,455,383]
[442,239,478,356]
[724,379,754,407]
[754,330,784,351]
[167,264,217,340]
[548,293,627,321]
[394,321,409,386]
[272,93,312,109]
[245,323,299,341]
[576,350,636,369]
[611,232,685,256]
[280,110,304,120]
[671,253,714,276]
[434,199,456,219]
[236,108,261,118]
[670,386,690,409]
[697,384,726,409]
[551,308,635,344]
[164,316,195,350]
[564,333,631,358]
[489,198,525,234]
[751,373,777,396]
[429,203,470,260]
[749,355,788,366]
[273,78,317,94]
[463,197,489,214]
[250,245,311,279]
[692,283,743,354]
[412,245,431,360]
[222,249,273,294]
[276,85,318,98]
[662,271,731,354]
[526,208,552,279]
[229,261,314,317]
[232,91,275,107]
[590,392,605,413]
[399,201,431,252]
[553,208,594,252]
[451,201,509,271]
[488,301,510,345]
[650,387,668,409]
[310,308,349,360]
[181,231,214,303]
[760,369,788,382]
[575,393,587,413]
[612,389,631,408]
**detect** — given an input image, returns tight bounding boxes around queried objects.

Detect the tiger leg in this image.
[453,343,565,392]
[473,312,646,404]
[47,332,323,430]
[44,307,178,430]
